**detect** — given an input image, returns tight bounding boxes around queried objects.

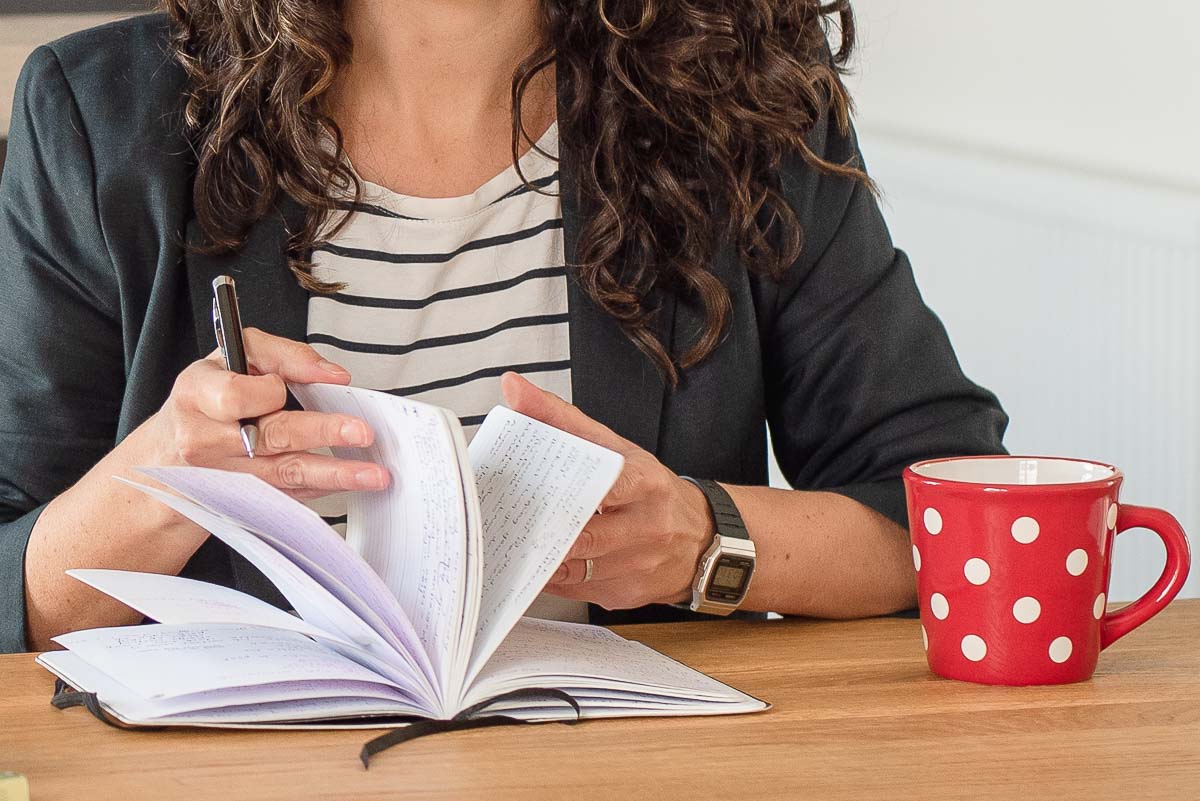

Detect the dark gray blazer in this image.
[0,15,1007,653]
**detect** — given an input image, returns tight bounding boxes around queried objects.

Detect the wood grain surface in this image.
[2,601,1198,801]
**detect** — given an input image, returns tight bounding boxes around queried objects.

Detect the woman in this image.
[0,1,1005,654]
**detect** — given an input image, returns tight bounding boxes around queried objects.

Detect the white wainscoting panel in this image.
[855,132,1200,601]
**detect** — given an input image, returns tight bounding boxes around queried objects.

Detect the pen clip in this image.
[211,298,227,358]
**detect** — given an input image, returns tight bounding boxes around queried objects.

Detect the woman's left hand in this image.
[501,372,715,610]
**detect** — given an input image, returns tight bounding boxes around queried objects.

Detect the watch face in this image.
[705,554,754,603]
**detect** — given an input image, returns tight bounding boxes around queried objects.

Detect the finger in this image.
[543,576,630,609]
[561,516,628,562]
[241,452,391,493]
[549,546,658,586]
[256,411,375,456]
[208,328,351,385]
[500,372,636,454]
[172,410,265,463]
[549,557,588,586]
[186,360,289,421]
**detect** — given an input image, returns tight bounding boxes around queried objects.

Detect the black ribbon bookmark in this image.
[51,678,582,767]
[359,688,583,769]
[50,678,160,731]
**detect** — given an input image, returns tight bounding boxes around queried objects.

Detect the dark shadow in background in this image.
[4,1,150,11]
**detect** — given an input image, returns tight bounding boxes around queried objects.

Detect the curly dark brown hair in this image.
[161,0,864,381]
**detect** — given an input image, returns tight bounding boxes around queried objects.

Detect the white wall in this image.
[833,1,1200,601]
[844,0,1200,190]
[0,14,128,137]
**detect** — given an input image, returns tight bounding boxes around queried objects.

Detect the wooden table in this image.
[3,602,1199,800]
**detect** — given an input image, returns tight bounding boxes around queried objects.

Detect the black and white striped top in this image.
[307,123,571,433]
[306,124,587,623]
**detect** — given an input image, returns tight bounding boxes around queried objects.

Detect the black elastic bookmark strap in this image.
[359,688,582,769]
[50,678,155,731]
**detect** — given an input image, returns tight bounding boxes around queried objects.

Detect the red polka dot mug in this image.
[903,456,1192,685]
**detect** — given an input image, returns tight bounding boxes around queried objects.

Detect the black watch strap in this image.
[681,477,749,540]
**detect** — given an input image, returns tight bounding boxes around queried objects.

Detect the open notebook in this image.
[38,384,766,735]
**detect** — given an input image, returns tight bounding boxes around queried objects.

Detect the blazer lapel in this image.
[558,131,674,454]
[184,197,310,358]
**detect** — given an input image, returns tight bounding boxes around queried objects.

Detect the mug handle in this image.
[1100,504,1192,649]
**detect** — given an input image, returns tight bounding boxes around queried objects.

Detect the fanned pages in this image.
[288,385,482,706]
[288,385,473,699]
[38,384,768,731]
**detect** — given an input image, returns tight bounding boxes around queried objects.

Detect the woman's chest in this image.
[304,178,573,432]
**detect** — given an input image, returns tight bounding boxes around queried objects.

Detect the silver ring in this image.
[584,558,595,583]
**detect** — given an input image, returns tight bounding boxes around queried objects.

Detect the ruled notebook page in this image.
[464,618,767,718]
[463,406,624,690]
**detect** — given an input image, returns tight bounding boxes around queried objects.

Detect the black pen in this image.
[211,275,259,458]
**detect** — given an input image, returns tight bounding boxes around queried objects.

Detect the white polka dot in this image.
[961,634,987,662]
[1066,548,1089,576]
[1093,592,1106,620]
[921,625,928,651]
[1049,636,1073,663]
[1107,502,1119,530]
[912,544,922,572]
[924,508,943,535]
[930,592,949,620]
[963,558,991,585]
[1011,516,1040,544]
[1012,596,1041,624]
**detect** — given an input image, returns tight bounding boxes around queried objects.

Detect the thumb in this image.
[501,372,636,454]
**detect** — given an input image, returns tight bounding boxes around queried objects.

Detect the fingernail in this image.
[341,421,370,447]
[319,359,350,377]
[356,468,385,489]
[551,565,567,583]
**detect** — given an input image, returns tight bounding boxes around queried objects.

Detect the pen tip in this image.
[241,426,258,458]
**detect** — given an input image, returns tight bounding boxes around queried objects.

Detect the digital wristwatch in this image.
[680,477,756,615]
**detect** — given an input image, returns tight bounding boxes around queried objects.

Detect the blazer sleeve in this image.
[762,112,1008,529]
[0,47,125,652]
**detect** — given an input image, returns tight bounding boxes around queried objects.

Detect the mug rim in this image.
[904,454,1123,490]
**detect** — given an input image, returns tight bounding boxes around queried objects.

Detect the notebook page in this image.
[463,407,624,688]
[442,412,485,710]
[291,383,470,694]
[138,465,430,679]
[53,623,396,699]
[66,569,352,646]
[150,696,421,725]
[463,697,766,723]
[466,618,765,710]
[39,650,422,722]
[119,479,435,704]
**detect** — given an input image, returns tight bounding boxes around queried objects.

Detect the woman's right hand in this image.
[25,328,390,649]
[147,328,390,499]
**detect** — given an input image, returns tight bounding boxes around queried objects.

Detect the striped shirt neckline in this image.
[340,122,560,223]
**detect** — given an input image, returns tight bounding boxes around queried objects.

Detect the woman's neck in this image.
[330,0,556,198]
